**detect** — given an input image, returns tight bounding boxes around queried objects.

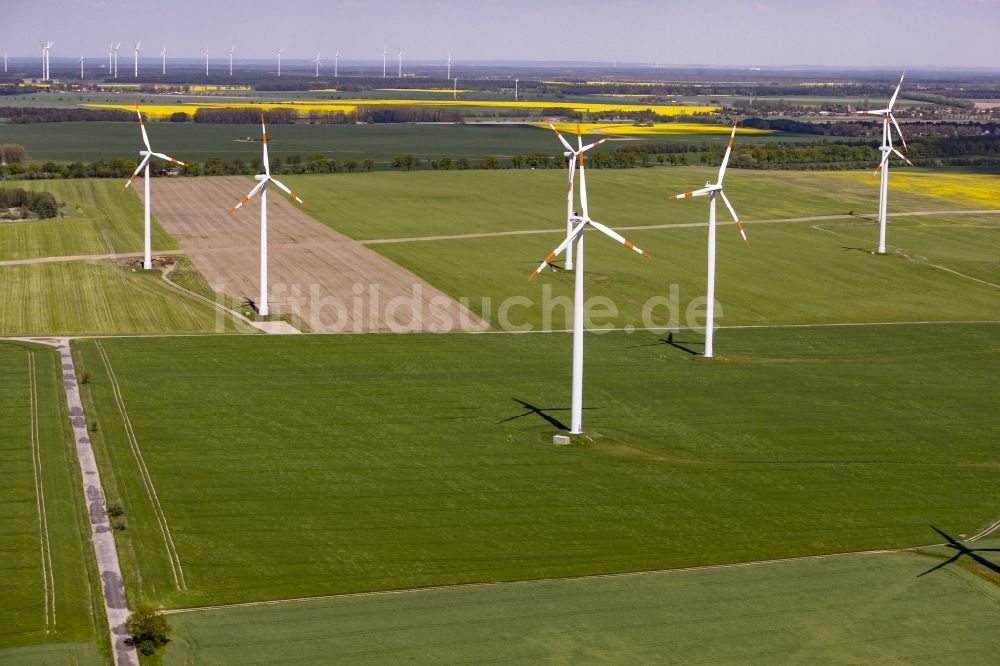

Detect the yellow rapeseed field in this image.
[830,170,1000,208]
[377,88,468,93]
[539,122,773,136]
[82,99,718,118]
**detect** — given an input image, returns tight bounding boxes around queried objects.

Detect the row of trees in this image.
[0,187,59,217]
[0,106,135,123]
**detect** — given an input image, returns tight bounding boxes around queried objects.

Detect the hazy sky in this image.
[3,0,998,68]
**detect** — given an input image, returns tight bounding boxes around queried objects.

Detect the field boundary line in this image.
[159,262,255,327]
[358,208,1000,245]
[165,525,1000,616]
[94,340,187,591]
[467,320,1000,335]
[28,352,56,631]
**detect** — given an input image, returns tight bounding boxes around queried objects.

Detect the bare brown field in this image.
[141,177,485,333]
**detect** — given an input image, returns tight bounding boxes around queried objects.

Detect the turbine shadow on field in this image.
[498,398,593,431]
[918,525,1000,578]
[629,332,702,356]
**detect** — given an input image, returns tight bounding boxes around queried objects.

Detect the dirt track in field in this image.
[140,177,486,333]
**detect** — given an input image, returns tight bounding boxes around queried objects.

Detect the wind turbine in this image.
[312,52,321,77]
[123,108,187,270]
[160,45,166,75]
[334,49,339,78]
[79,56,84,80]
[382,46,387,78]
[108,43,114,75]
[113,42,120,78]
[3,49,7,74]
[447,52,452,79]
[859,72,913,255]
[204,47,209,76]
[228,115,306,317]
[515,77,519,101]
[397,46,402,77]
[277,47,285,76]
[528,130,651,435]
[670,123,749,359]
[548,122,608,271]
[40,40,53,80]
[228,44,235,76]
[132,41,140,78]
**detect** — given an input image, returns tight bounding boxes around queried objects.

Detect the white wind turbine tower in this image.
[859,72,912,255]
[447,52,452,79]
[204,47,209,76]
[515,77,519,101]
[334,50,339,77]
[312,52,321,77]
[113,42,121,78]
[160,45,166,75]
[528,142,650,435]
[123,108,187,270]
[132,41,140,78]
[382,46,387,77]
[4,49,7,74]
[277,47,285,76]
[228,44,235,76]
[397,46,402,77]
[40,40,54,80]
[670,123,749,359]
[548,123,608,271]
[108,43,114,75]
[229,115,306,317]
[79,56,84,79]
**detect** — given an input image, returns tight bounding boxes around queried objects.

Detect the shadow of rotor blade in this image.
[967,552,1000,575]
[918,553,962,577]
[930,525,963,547]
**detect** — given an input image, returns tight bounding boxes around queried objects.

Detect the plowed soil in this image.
[141,177,485,333]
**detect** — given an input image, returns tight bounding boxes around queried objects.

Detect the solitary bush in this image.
[125,604,170,656]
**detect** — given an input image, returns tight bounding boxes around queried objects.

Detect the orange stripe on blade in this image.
[624,240,634,250]
[544,252,556,264]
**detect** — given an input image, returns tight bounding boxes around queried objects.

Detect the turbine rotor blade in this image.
[578,151,589,220]
[892,147,913,166]
[718,122,738,184]
[719,190,749,247]
[123,155,151,190]
[228,179,267,213]
[889,113,908,151]
[887,71,905,110]
[548,122,575,153]
[260,114,270,176]
[151,151,186,166]
[672,186,714,199]
[588,219,651,258]
[268,177,305,205]
[874,150,891,176]
[135,108,151,151]
[528,220,587,280]
[580,137,608,153]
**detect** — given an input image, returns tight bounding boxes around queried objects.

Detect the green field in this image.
[0,260,251,335]
[0,179,177,261]
[0,120,857,166]
[0,341,102,658]
[163,545,1000,664]
[73,323,999,611]
[278,168,998,331]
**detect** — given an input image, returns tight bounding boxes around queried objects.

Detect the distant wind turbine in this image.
[382,46,387,78]
[160,45,166,75]
[112,41,120,78]
[548,122,607,271]
[312,52,321,77]
[670,123,749,358]
[123,108,187,270]
[277,46,285,77]
[397,46,402,77]
[858,72,913,255]
[204,47,209,76]
[334,50,339,78]
[229,115,307,317]
[3,49,7,74]
[132,40,141,78]
[228,44,235,77]
[447,52,452,79]
[79,56,84,80]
